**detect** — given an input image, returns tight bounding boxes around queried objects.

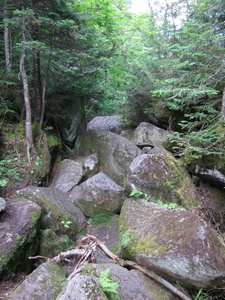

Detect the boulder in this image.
[50,159,84,193]
[70,173,125,217]
[56,274,107,300]
[74,130,142,185]
[87,115,126,133]
[119,198,225,288]
[83,263,174,300]
[16,187,86,236]
[132,122,169,148]
[0,198,41,276]
[194,165,225,189]
[9,261,66,300]
[126,153,199,209]
[0,197,6,212]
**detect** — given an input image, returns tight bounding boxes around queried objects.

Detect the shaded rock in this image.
[39,229,73,257]
[84,263,175,300]
[0,197,6,212]
[59,97,86,147]
[56,274,107,300]
[87,115,126,133]
[0,198,41,276]
[126,153,199,209]
[194,165,225,189]
[74,130,142,185]
[80,213,120,253]
[119,198,225,288]
[16,187,86,236]
[9,261,66,300]
[50,159,84,193]
[76,153,99,181]
[132,122,169,148]
[71,173,125,217]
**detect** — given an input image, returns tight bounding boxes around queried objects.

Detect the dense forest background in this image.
[0,0,225,188]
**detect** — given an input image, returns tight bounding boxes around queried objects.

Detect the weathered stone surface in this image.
[0,198,41,276]
[0,197,6,212]
[16,187,86,236]
[80,214,120,253]
[59,97,86,147]
[132,122,169,148]
[71,173,125,217]
[50,159,84,193]
[84,263,174,300]
[9,261,66,300]
[56,274,107,300]
[194,165,225,189]
[87,115,126,133]
[119,198,225,288]
[126,153,199,209]
[76,153,99,180]
[74,130,142,185]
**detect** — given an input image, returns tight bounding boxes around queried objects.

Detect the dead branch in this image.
[122,262,192,300]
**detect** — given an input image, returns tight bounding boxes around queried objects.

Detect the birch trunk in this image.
[20,5,34,163]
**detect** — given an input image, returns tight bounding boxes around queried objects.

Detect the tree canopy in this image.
[0,0,225,164]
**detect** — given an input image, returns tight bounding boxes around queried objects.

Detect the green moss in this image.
[89,213,115,227]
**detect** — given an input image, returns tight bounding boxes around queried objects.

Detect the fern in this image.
[98,269,120,300]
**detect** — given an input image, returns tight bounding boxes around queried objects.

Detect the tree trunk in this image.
[32,45,42,122]
[20,5,34,163]
[4,0,12,72]
[221,87,225,121]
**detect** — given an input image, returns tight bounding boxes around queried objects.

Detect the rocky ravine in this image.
[1,116,225,299]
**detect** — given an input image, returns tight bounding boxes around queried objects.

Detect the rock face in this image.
[126,153,198,209]
[50,159,84,193]
[9,261,66,300]
[0,198,41,276]
[87,115,126,133]
[0,197,6,212]
[71,173,125,217]
[132,122,169,147]
[83,263,174,300]
[56,274,107,300]
[74,130,142,185]
[194,165,225,189]
[119,198,225,288]
[16,187,86,236]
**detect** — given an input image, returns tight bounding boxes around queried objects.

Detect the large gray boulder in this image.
[50,159,84,193]
[126,153,199,209]
[16,187,86,236]
[119,198,225,288]
[132,122,169,148]
[0,198,41,276]
[87,115,126,133]
[74,130,142,185]
[71,173,125,217]
[9,261,66,300]
[83,263,175,300]
[194,165,225,189]
[56,274,107,300]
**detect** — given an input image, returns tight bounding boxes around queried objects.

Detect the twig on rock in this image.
[122,261,192,300]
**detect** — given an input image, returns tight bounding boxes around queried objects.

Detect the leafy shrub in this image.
[0,158,21,187]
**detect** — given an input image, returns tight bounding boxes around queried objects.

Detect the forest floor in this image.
[0,273,26,299]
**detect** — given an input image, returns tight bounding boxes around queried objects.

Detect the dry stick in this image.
[122,262,192,300]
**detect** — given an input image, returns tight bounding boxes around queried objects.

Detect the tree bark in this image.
[221,87,225,120]
[32,44,42,122]
[20,4,34,163]
[4,0,12,72]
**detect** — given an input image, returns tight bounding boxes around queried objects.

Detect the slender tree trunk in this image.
[32,45,42,122]
[221,87,225,120]
[4,0,12,72]
[20,5,34,164]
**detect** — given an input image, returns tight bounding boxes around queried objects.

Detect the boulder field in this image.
[1,118,225,299]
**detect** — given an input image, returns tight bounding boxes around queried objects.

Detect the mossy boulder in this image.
[0,198,41,277]
[87,115,127,133]
[119,198,225,288]
[16,187,86,237]
[83,263,174,300]
[126,153,199,209]
[70,172,126,217]
[74,130,142,185]
[9,261,66,300]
